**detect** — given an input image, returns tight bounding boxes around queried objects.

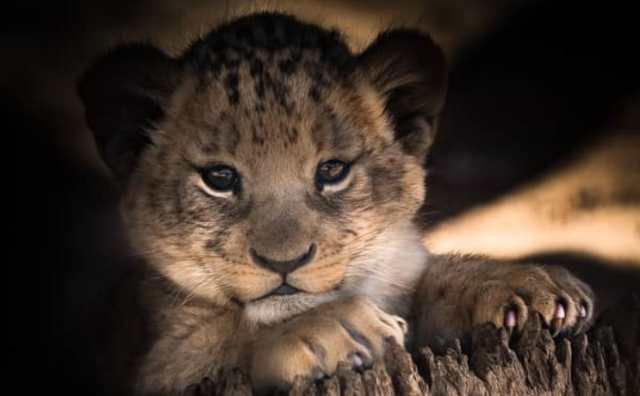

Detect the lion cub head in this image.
[79,13,447,323]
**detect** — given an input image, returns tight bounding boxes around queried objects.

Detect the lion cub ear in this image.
[78,44,182,180]
[357,30,447,159]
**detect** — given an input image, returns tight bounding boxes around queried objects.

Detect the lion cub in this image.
[79,12,594,395]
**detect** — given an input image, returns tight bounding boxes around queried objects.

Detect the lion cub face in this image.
[79,13,447,323]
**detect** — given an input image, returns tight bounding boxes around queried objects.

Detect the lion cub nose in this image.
[250,244,316,275]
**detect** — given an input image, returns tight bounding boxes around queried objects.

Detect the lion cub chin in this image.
[243,220,429,326]
[244,292,340,325]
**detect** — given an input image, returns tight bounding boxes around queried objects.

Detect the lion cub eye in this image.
[316,160,350,189]
[201,165,239,193]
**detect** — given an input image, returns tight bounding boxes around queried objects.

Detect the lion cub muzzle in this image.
[250,243,316,275]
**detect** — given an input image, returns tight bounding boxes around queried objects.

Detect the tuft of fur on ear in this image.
[357,30,447,159]
[78,44,182,180]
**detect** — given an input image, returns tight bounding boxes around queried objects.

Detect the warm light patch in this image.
[424,132,640,264]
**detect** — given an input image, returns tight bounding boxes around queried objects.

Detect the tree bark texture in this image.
[185,293,639,396]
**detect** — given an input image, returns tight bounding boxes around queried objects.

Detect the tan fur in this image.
[79,13,594,395]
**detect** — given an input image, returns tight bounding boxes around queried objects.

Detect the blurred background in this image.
[5,0,638,393]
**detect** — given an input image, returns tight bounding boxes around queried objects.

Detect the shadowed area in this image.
[8,0,638,393]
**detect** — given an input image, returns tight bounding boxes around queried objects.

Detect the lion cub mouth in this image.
[256,283,301,301]
[244,283,339,324]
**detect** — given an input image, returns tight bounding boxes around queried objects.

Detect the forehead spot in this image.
[252,125,266,146]
[201,141,220,154]
[311,108,365,160]
[287,127,299,145]
[278,58,297,75]
[224,71,240,105]
[249,57,264,76]
[188,112,241,158]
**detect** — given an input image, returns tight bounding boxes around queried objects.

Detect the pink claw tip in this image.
[579,305,587,318]
[505,309,517,328]
[555,303,566,319]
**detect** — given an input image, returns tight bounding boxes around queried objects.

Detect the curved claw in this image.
[504,309,517,328]
[554,302,566,319]
[579,304,587,318]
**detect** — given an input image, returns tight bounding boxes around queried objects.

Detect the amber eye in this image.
[201,165,239,192]
[316,160,350,187]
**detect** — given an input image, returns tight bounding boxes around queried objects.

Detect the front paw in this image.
[469,264,595,336]
[249,296,406,390]
[416,259,595,351]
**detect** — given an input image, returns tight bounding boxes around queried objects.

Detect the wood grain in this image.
[185,294,639,396]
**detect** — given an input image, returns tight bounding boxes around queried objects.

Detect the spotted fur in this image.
[79,12,593,395]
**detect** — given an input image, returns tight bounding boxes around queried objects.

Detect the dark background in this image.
[4,0,638,393]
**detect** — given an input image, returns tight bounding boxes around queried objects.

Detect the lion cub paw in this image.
[471,264,595,336]
[417,261,595,352]
[249,296,406,390]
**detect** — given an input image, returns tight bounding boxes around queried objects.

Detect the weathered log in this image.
[185,294,639,396]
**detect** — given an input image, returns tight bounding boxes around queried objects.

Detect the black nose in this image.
[250,244,316,275]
